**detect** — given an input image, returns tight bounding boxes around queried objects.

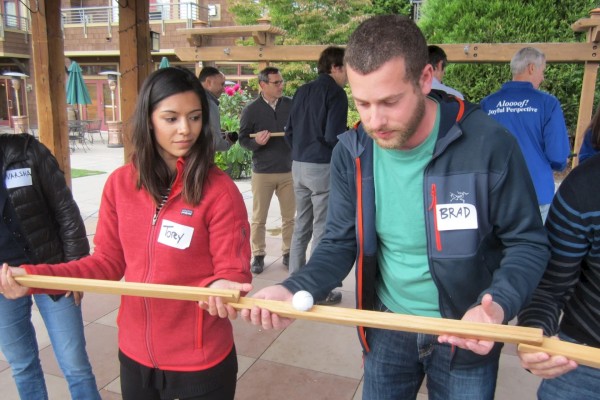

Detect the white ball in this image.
[292,290,314,311]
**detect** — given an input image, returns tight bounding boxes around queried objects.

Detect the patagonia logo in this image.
[181,209,193,216]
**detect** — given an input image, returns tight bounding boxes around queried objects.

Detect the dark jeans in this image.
[537,332,600,400]
[363,300,499,400]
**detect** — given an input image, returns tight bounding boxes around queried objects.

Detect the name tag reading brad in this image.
[435,203,478,231]
[157,219,194,249]
[5,168,32,189]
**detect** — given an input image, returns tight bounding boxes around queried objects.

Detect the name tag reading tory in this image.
[435,203,478,231]
[157,219,194,249]
[5,168,32,189]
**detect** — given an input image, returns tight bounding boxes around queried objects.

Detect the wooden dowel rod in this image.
[13,275,542,345]
[518,337,600,369]
[249,131,284,137]
[230,297,544,346]
[12,275,599,370]
[15,275,600,369]
[14,275,240,303]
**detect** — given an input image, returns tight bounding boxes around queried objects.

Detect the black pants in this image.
[119,349,237,400]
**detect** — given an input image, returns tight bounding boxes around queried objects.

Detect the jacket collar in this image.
[338,94,479,159]
[206,91,220,106]
[317,73,338,86]
[503,81,534,90]
[0,134,31,169]
[169,157,186,198]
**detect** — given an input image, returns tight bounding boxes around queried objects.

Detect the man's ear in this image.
[419,64,434,94]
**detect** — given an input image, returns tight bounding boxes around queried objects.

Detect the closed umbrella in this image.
[159,57,170,69]
[66,61,91,119]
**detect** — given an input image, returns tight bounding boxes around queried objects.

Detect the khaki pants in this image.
[250,172,295,256]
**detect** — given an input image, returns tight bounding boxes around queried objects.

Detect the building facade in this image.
[0,0,253,131]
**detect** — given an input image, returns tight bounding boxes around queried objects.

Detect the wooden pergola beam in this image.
[572,8,600,38]
[30,0,72,184]
[571,9,600,166]
[118,0,153,162]
[180,24,286,38]
[443,43,599,63]
[175,43,599,63]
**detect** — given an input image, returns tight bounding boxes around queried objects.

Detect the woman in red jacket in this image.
[1,67,252,400]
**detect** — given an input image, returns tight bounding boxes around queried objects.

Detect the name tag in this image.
[435,203,478,231]
[5,168,32,189]
[157,219,194,249]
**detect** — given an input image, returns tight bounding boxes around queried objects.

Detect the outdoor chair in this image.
[85,119,104,144]
[68,120,91,152]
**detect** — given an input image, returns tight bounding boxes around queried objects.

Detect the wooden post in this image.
[29,0,72,185]
[571,8,600,166]
[573,62,599,165]
[119,0,152,162]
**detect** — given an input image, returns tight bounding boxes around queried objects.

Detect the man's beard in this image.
[366,96,426,150]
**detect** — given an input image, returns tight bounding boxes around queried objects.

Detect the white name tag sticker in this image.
[435,203,478,231]
[5,168,32,189]
[157,219,194,249]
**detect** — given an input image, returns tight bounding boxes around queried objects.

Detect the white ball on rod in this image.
[292,290,314,311]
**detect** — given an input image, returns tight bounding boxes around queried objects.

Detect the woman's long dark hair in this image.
[587,104,600,151]
[131,67,214,206]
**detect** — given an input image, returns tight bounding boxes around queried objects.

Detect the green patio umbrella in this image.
[66,61,91,119]
[159,57,170,69]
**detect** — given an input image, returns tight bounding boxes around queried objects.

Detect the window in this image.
[3,0,18,28]
[208,4,221,21]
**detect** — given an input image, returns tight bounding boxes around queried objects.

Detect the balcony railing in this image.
[62,3,210,35]
[0,13,30,40]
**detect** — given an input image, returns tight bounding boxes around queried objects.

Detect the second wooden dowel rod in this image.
[249,132,284,137]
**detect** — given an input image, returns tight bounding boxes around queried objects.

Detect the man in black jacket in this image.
[0,134,100,399]
[285,46,348,305]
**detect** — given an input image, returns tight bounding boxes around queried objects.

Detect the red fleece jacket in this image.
[24,160,252,371]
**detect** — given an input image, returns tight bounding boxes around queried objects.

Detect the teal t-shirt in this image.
[374,104,441,317]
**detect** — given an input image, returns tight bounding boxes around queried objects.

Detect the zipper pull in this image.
[429,183,442,251]
[152,210,159,226]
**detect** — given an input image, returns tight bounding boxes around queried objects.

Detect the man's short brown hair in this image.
[344,15,428,85]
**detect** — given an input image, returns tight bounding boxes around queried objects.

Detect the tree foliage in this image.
[418,0,599,134]
[228,0,370,45]
[367,0,411,16]
[227,0,412,126]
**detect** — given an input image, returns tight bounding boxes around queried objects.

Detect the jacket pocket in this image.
[426,175,488,257]
[195,307,204,349]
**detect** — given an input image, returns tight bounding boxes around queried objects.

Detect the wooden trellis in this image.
[176,10,600,166]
